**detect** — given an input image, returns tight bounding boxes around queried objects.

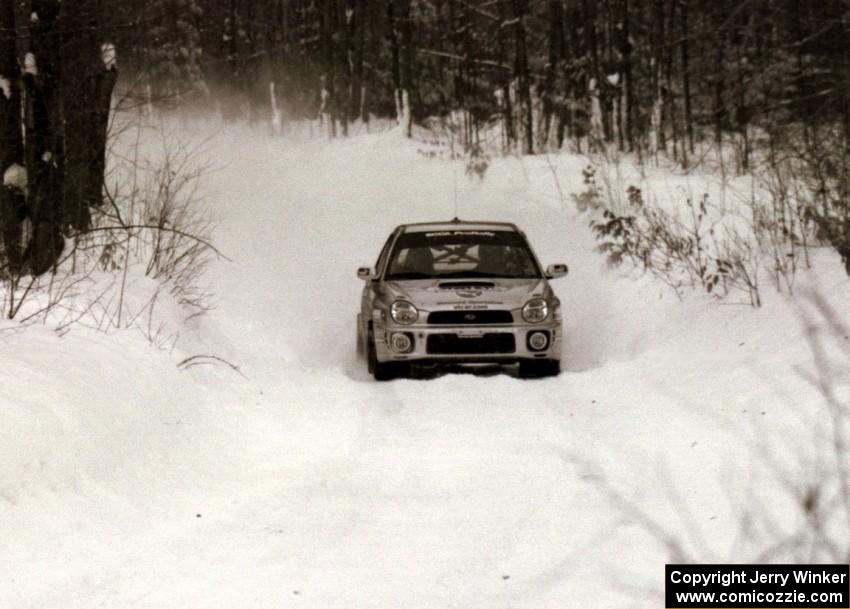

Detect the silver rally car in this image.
[356,219,568,380]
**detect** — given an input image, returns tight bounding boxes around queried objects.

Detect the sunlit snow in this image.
[1,119,848,609]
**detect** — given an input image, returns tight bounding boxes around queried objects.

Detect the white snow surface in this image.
[2,122,849,608]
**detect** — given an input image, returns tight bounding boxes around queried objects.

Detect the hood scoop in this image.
[438,281,495,290]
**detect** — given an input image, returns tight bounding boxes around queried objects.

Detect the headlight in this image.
[522,298,548,323]
[390,300,419,324]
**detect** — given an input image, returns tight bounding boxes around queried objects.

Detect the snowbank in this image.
[1,120,848,608]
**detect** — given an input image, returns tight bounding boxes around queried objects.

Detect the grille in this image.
[427,310,513,325]
[426,333,516,355]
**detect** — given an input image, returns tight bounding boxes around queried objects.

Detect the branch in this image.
[75,224,231,262]
[415,47,510,72]
[178,354,246,378]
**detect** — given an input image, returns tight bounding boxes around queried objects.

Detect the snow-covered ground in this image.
[2,122,848,608]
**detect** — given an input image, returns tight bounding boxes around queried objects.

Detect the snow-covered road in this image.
[2,124,848,608]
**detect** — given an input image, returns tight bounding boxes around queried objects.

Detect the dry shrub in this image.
[0,119,221,346]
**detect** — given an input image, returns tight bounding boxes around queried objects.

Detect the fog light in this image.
[390,332,413,353]
[528,331,549,351]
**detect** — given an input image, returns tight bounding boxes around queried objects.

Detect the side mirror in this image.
[357,266,374,280]
[546,263,569,279]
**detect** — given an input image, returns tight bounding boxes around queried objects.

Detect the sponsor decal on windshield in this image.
[424,231,497,237]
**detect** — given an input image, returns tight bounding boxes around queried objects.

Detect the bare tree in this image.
[1,0,117,276]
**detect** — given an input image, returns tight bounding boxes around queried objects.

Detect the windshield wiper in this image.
[437,270,519,279]
[437,270,492,278]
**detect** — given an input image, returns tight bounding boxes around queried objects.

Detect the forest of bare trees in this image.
[1,0,850,280]
[104,0,850,159]
[4,0,850,167]
[114,0,850,277]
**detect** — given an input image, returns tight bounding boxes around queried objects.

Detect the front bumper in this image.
[373,320,563,364]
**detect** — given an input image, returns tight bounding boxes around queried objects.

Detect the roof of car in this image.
[399,219,520,233]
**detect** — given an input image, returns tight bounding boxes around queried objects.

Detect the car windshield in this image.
[385,229,541,280]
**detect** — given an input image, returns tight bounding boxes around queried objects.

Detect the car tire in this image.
[367,328,377,374]
[519,359,561,379]
[373,360,403,381]
[367,328,406,381]
[356,317,364,357]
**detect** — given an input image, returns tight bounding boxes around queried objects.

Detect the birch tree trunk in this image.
[351,0,367,123]
[497,0,515,150]
[388,0,413,137]
[399,0,414,138]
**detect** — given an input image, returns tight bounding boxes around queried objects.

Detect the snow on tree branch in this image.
[102,43,117,70]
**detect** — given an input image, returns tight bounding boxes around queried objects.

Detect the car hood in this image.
[383,278,549,311]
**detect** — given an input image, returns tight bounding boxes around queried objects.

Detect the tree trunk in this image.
[386,0,413,137]
[351,0,367,122]
[321,0,337,136]
[583,0,603,145]
[387,0,402,126]
[338,0,352,135]
[61,0,116,230]
[652,0,666,153]
[622,0,633,151]
[665,0,681,163]
[512,0,533,154]
[0,0,118,277]
[399,0,414,137]
[562,2,582,149]
[540,0,563,150]
[713,6,725,149]
[497,0,515,149]
[680,0,694,154]
[26,0,64,275]
[0,0,25,271]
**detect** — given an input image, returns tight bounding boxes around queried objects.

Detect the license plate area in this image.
[426,333,516,355]
[456,329,485,338]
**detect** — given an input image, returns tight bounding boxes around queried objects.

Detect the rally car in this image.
[356,219,568,380]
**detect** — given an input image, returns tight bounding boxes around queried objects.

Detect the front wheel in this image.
[367,329,406,381]
[356,317,365,357]
[518,359,561,379]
